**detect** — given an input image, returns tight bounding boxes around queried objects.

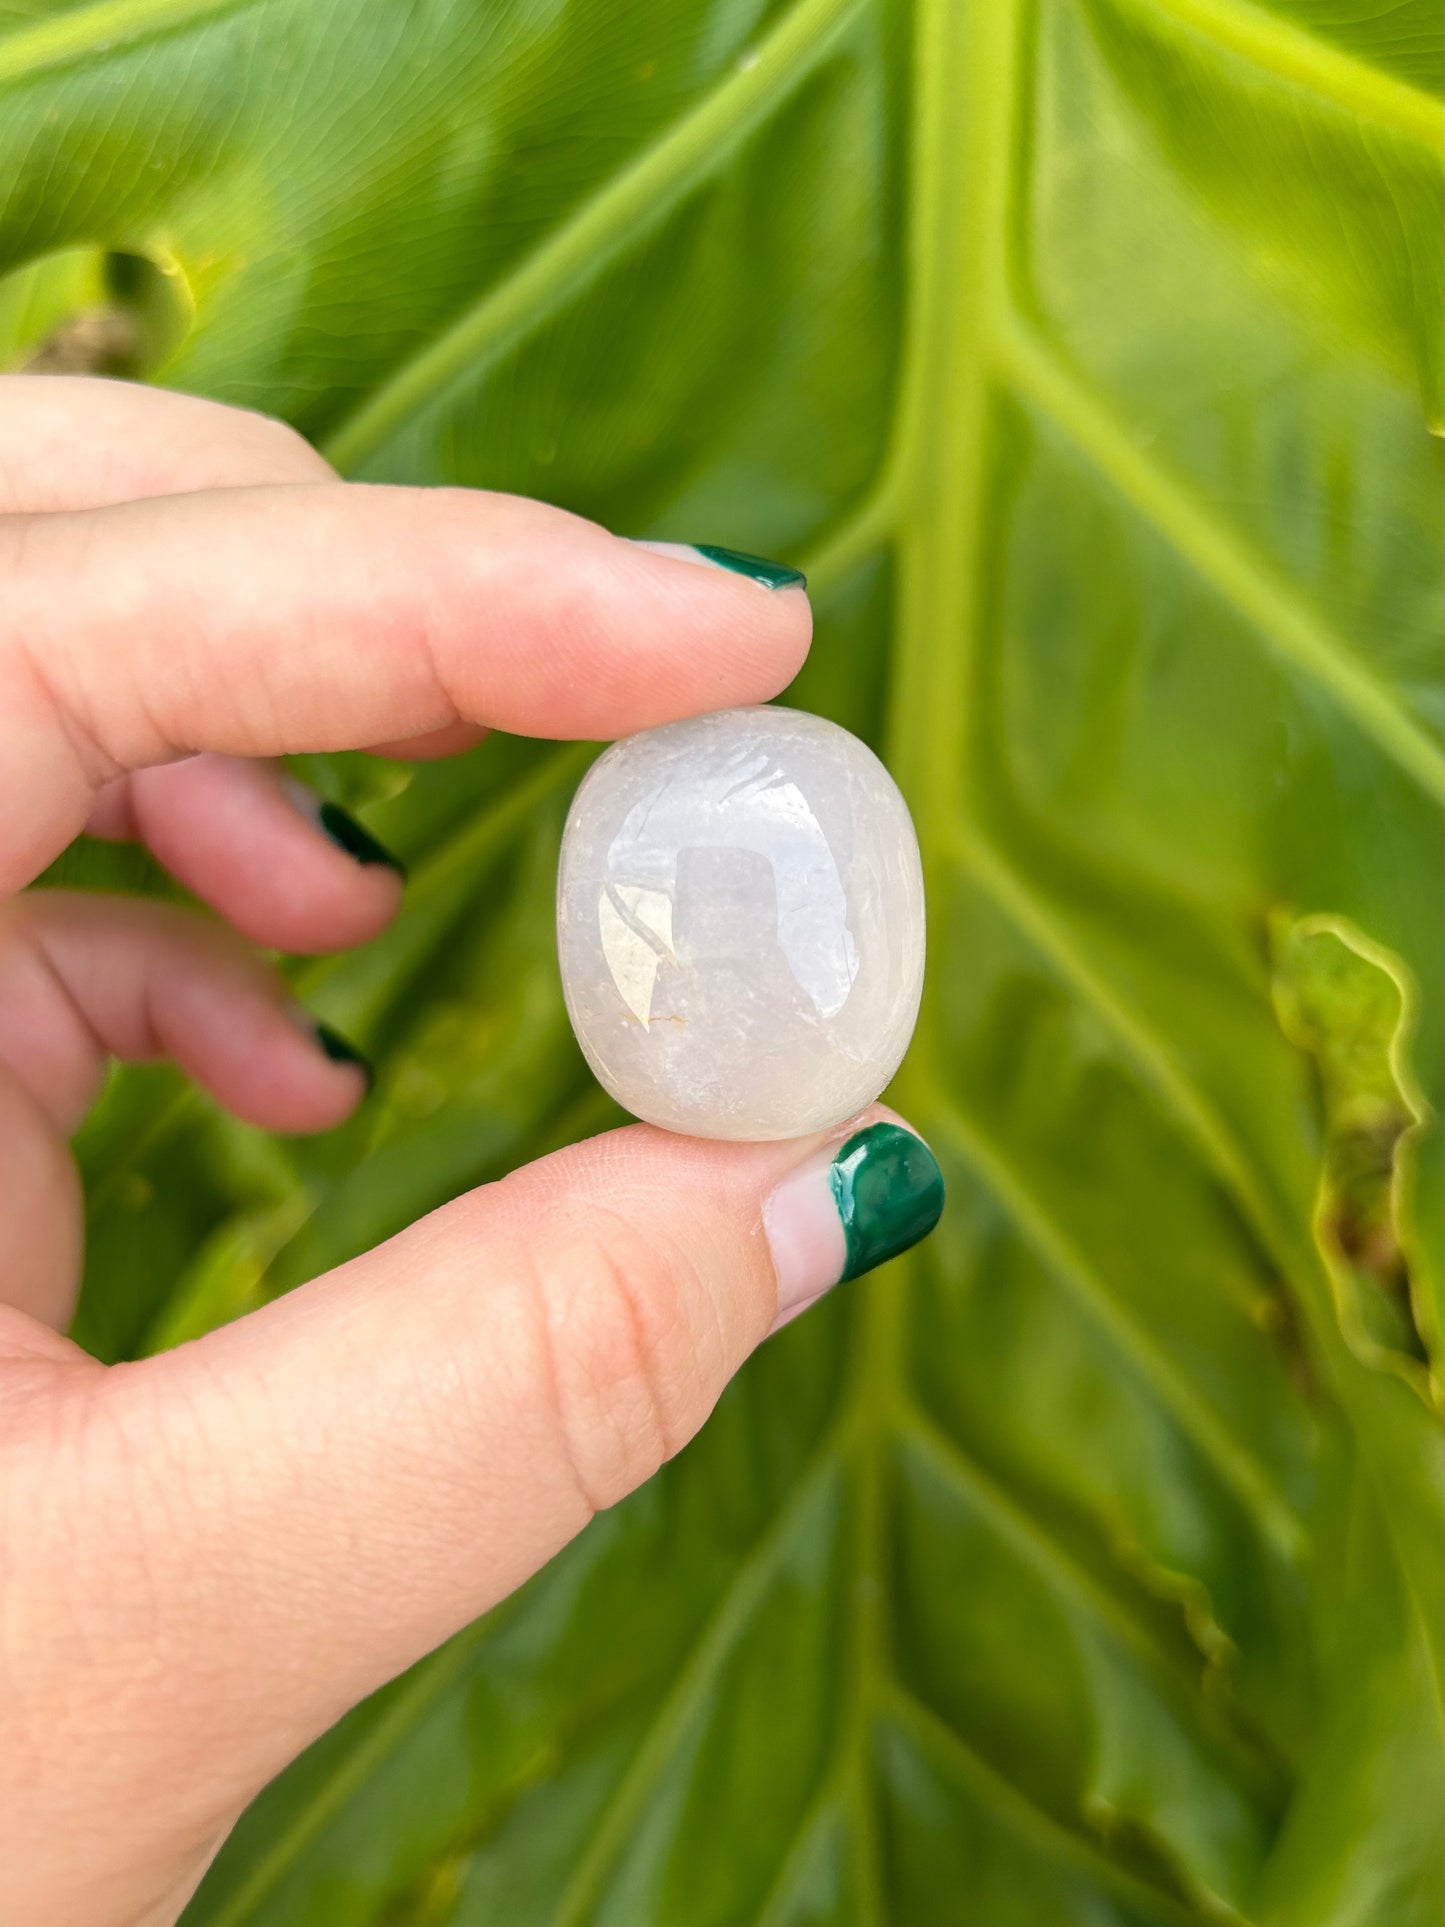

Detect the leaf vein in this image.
[921,1088,1310,1561]
[899,1406,1282,1791]
[1134,0,1445,153]
[884,1684,1242,1927]
[321,0,872,474]
[0,0,261,87]
[546,1446,843,1927]
[995,312,1445,802]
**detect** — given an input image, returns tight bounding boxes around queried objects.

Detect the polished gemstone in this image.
[556,706,926,1140]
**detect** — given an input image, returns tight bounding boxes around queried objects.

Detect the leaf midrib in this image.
[303,0,1443,471]
[314,0,1443,801]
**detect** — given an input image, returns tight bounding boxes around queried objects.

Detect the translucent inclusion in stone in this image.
[556,706,925,1140]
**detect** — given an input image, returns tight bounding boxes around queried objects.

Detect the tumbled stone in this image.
[556,706,925,1140]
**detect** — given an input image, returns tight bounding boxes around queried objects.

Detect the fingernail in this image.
[283,779,407,878]
[304,1014,375,1091]
[632,539,807,591]
[764,1121,944,1332]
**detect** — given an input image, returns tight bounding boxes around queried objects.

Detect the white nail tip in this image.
[627,539,724,572]
[763,1148,847,1320]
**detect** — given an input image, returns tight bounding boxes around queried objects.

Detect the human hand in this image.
[0,377,944,1926]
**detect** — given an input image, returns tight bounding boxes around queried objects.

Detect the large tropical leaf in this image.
[4,0,1442,1920]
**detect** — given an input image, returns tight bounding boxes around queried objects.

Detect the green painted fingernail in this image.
[311,1020,374,1090]
[690,543,807,591]
[316,801,407,877]
[829,1122,944,1282]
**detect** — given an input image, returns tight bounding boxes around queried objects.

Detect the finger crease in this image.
[516,1241,607,1523]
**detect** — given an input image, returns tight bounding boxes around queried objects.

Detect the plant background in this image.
[2,0,1443,1921]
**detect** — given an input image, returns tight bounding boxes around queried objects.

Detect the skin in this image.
[0,377,923,1926]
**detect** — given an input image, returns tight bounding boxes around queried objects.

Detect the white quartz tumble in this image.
[556,706,925,1140]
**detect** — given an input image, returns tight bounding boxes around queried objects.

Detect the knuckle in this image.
[524,1207,711,1514]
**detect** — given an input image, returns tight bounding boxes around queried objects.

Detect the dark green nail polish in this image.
[692,543,808,591]
[317,801,407,878]
[311,1020,375,1091]
[829,1122,944,1282]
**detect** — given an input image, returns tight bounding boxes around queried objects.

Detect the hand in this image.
[0,377,943,1926]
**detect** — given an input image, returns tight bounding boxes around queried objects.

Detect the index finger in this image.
[0,484,811,889]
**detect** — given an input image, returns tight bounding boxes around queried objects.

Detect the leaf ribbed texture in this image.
[3,0,1441,1921]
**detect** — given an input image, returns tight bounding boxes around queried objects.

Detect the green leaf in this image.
[4,0,1440,1920]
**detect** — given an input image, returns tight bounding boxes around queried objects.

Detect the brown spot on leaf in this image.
[1270,910,1435,1394]
[22,305,141,375]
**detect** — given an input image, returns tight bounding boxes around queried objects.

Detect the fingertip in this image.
[308,1017,376,1094]
[179,999,373,1135]
[417,498,815,739]
[628,539,809,594]
[131,757,406,954]
[618,536,814,702]
[579,1101,942,1339]
[279,1014,374,1132]
[761,1103,943,1324]
[301,789,409,882]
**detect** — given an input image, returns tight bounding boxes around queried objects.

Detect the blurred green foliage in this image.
[2,0,1442,1920]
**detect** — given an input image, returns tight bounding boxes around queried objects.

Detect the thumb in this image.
[4,1110,942,1925]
